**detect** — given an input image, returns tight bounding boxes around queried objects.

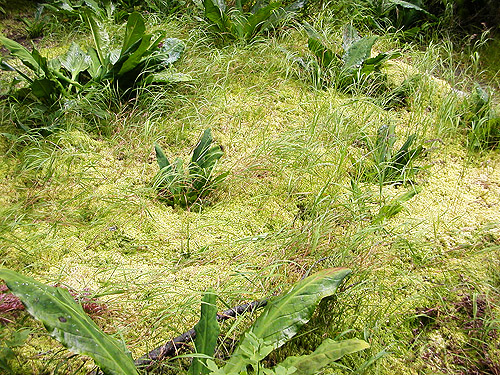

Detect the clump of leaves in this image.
[43,0,121,22]
[82,11,188,90]
[189,268,369,375]
[367,0,436,38]
[0,327,31,373]
[0,12,186,131]
[19,5,50,39]
[154,129,228,207]
[203,0,305,43]
[0,269,138,375]
[293,24,400,91]
[0,37,84,106]
[0,267,368,375]
[355,124,424,185]
[462,85,500,150]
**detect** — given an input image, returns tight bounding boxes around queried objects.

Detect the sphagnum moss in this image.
[1,3,500,374]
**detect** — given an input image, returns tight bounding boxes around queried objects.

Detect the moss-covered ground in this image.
[0,1,499,374]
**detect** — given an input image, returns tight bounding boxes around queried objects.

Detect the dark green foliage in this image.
[43,0,125,22]
[202,0,305,42]
[0,12,186,113]
[0,37,83,105]
[367,0,436,36]
[154,129,228,207]
[294,24,399,90]
[0,269,138,375]
[462,85,500,150]
[190,268,369,375]
[357,124,424,184]
[83,11,187,90]
[189,291,219,375]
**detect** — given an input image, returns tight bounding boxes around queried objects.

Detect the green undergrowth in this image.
[1,2,499,374]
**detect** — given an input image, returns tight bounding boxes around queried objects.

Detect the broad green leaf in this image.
[84,10,105,65]
[31,78,57,99]
[121,12,146,56]
[244,2,281,40]
[0,269,138,375]
[60,43,90,81]
[223,268,352,374]
[192,129,214,165]
[204,0,226,32]
[86,47,103,79]
[153,38,185,67]
[189,291,220,375]
[117,35,153,76]
[278,338,370,375]
[387,0,430,14]
[343,36,378,69]
[0,37,41,74]
[342,24,360,51]
[261,0,305,31]
[155,143,170,170]
[304,24,334,68]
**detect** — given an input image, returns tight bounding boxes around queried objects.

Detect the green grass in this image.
[1,1,499,374]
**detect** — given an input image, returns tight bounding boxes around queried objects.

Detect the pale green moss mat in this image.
[0,4,499,374]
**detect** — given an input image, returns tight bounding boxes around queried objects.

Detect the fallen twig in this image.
[134,299,267,369]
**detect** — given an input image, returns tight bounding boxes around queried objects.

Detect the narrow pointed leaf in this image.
[189,291,220,375]
[278,338,370,375]
[155,143,170,170]
[121,12,146,56]
[84,10,105,65]
[0,36,42,73]
[192,129,214,165]
[0,269,138,375]
[223,268,351,374]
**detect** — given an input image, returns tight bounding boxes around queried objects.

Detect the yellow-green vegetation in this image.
[0,0,499,374]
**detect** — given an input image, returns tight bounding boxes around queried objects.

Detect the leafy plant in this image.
[0,327,31,373]
[462,85,500,150]
[372,186,421,224]
[356,124,424,184]
[20,5,50,39]
[0,269,138,375]
[0,11,186,110]
[83,11,188,90]
[0,37,83,106]
[154,128,228,207]
[367,0,436,36]
[43,0,117,22]
[294,24,400,90]
[202,0,305,42]
[190,268,369,374]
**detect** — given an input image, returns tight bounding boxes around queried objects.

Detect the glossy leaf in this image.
[222,268,352,374]
[121,12,146,56]
[0,37,42,74]
[189,291,220,375]
[155,143,170,170]
[343,36,378,69]
[84,10,106,65]
[0,269,138,375]
[204,0,226,31]
[60,43,90,81]
[278,338,370,375]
